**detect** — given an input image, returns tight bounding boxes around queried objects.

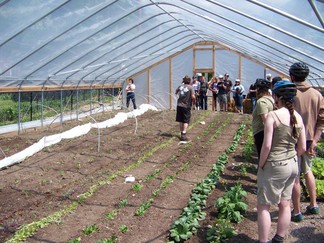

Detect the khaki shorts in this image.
[257,157,298,205]
[298,152,313,175]
[218,94,227,104]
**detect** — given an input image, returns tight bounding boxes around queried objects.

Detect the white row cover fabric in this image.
[0,0,322,88]
[0,104,158,169]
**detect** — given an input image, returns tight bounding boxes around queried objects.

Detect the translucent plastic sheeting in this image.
[0,104,158,169]
[196,50,213,69]
[132,71,149,108]
[171,49,194,109]
[150,60,170,109]
[0,0,323,88]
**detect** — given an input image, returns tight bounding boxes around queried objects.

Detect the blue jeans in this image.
[199,91,207,110]
[234,94,243,108]
[126,92,137,109]
[251,97,256,111]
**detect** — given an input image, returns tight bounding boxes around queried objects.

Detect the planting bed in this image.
[0,110,323,242]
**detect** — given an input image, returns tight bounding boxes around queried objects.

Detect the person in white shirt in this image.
[125,78,137,109]
[232,79,245,114]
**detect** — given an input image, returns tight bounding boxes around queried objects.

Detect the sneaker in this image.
[180,133,188,141]
[306,205,319,215]
[291,211,303,222]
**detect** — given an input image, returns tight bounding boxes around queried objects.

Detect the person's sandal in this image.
[291,211,303,222]
[306,205,319,215]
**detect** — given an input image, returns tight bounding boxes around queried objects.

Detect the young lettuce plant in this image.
[215,184,248,223]
[207,219,237,243]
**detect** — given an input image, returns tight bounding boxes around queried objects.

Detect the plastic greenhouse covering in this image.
[0,0,323,109]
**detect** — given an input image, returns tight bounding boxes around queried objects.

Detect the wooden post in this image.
[147,69,150,104]
[169,58,172,110]
[239,55,242,80]
[213,45,216,75]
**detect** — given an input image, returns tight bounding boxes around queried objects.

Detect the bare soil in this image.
[0,110,323,243]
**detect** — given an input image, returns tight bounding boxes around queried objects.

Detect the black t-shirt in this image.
[200,81,208,93]
[249,84,257,98]
[217,81,226,95]
[224,80,232,93]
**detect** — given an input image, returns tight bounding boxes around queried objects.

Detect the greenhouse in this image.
[0,1,323,242]
[0,0,323,127]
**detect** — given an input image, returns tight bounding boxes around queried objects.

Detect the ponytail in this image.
[283,99,297,138]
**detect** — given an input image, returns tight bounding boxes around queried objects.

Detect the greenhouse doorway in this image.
[194,69,214,82]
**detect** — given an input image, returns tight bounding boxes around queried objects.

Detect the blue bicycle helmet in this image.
[289,62,309,80]
[273,80,296,99]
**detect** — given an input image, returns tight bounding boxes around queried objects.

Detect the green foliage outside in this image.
[0,90,114,126]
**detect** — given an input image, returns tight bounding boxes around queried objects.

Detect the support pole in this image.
[41,90,44,127]
[60,89,63,124]
[18,90,21,134]
[76,89,79,120]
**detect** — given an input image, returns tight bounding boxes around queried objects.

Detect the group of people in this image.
[251,63,322,243]
[175,73,245,141]
[175,62,323,243]
[191,73,245,114]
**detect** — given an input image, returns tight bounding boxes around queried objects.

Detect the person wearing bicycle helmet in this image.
[252,79,274,158]
[257,80,306,243]
[290,62,324,222]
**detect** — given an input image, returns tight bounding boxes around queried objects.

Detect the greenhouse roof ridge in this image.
[0,0,323,89]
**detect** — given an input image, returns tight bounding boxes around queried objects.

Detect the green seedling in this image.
[132,183,143,192]
[119,225,128,233]
[82,224,98,235]
[135,199,153,216]
[96,236,117,243]
[105,210,118,220]
[239,165,248,176]
[118,199,128,208]
[68,237,81,243]
[207,219,237,243]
